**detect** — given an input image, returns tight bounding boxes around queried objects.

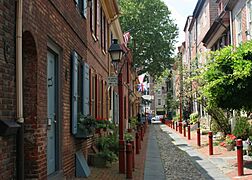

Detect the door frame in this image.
[47,39,62,174]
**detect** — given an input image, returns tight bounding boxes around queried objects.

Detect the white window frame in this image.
[247,0,252,40]
[236,11,242,46]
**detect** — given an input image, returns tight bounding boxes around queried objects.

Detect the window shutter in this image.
[71,51,78,135]
[83,62,90,116]
[82,0,87,17]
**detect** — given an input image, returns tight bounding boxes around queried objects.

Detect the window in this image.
[90,0,98,37]
[158,99,161,105]
[75,0,87,17]
[100,8,103,49]
[104,16,107,51]
[247,0,252,39]
[236,12,242,45]
[71,51,90,134]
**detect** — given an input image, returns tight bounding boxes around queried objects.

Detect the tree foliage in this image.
[200,41,252,111]
[119,0,178,78]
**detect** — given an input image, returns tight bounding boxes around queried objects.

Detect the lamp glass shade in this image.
[108,39,124,63]
[110,51,123,62]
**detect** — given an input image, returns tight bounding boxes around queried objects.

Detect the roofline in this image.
[193,0,206,18]
[183,16,193,32]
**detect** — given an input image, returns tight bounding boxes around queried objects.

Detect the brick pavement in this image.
[82,126,149,180]
[166,123,252,180]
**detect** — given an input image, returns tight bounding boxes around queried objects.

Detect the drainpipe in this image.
[16,0,24,180]
[229,11,233,46]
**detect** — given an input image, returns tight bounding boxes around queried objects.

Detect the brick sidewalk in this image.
[166,123,252,180]
[83,127,149,180]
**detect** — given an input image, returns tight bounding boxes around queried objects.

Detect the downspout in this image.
[229,11,233,45]
[16,0,24,179]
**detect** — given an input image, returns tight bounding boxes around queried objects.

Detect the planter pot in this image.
[75,128,94,139]
[226,144,234,151]
[88,154,108,168]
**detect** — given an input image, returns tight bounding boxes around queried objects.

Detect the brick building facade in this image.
[0,0,17,179]
[0,0,138,179]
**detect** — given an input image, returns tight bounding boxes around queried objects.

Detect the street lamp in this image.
[108,39,125,174]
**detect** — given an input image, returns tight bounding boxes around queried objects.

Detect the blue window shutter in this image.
[72,51,78,135]
[83,63,90,116]
[82,0,87,17]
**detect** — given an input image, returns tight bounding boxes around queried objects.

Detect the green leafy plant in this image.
[77,114,96,134]
[96,119,107,129]
[225,134,236,145]
[124,132,134,142]
[97,149,118,163]
[233,117,251,140]
[129,116,138,130]
[189,112,199,124]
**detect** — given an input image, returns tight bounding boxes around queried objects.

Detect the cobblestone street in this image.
[153,125,207,180]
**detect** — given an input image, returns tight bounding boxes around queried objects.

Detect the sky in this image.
[162,0,198,50]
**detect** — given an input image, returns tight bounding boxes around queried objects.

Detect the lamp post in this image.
[108,39,125,173]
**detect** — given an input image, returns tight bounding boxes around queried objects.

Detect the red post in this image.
[173,121,175,129]
[175,122,178,131]
[188,125,191,140]
[130,140,135,170]
[197,128,201,146]
[179,121,182,134]
[140,126,143,141]
[126,143,133,179]
[138,129,141,150]
[118,73,125,173]
[208,131,213,155]
[183,124,186,137]
[236,139,244,176]
[135,132,139,154]
[119,140,125,173]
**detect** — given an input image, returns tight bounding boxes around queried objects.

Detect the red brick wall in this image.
[21,0,111,179]
[0,0,17,179]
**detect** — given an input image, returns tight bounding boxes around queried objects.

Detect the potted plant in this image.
[89,135,118,167]
[225,134,236,151]
[124,132,134,143]
[76,114,96,138]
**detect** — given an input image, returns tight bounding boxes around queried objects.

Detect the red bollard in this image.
[140,126,143,141]
[119,140,125,174]
[183,124,186,137]
[179,121,182,134]
[236,139,244,176]
[197,128,201,146]
[130,140,135,171]
[208,131,213,155]
[138,130,141,150]
[175,122,178,131]
[188,125,191,140]
[135,132,139,154]
[126,143,133,179]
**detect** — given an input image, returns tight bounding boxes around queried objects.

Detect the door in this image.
[47,51,57,175]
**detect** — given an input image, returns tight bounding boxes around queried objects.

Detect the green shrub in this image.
[173,114,180,121]
[124,132,134,142]
[189,112,199,124]
[129,116,138,129]
[210,119,222,134]
[233,117,251,140]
